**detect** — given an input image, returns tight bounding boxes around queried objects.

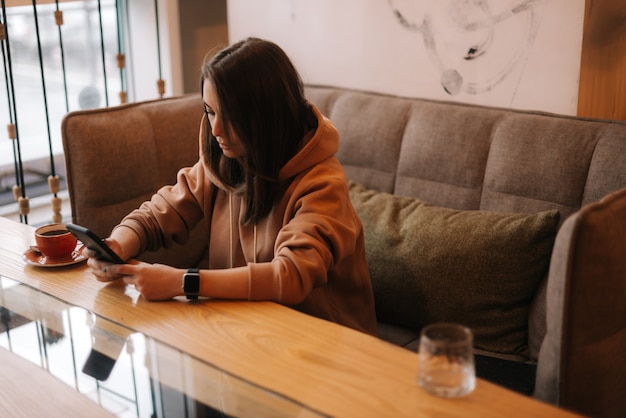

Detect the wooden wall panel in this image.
[578,0,626,120]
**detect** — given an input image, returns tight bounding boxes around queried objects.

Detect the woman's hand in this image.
[89,258,185,301]
[85,238,126,282]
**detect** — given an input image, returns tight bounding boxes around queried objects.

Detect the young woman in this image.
[86,37,377,336]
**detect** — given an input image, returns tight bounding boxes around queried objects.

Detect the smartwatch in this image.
[183,268,200,300]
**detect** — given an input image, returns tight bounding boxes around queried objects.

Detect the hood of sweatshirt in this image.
[199,103,339,192]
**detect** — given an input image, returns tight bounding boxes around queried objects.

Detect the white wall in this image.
[227,0,585,115]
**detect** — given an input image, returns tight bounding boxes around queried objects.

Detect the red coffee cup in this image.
[34,223,78,260]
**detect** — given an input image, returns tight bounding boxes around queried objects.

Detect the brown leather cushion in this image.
[349,180,559,358]
[62,95,207,268]
[535,187,626,417]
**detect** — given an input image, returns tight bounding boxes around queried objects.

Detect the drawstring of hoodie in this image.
[228,192,257,268]
[253,224,257,263]
[229,193,234,268]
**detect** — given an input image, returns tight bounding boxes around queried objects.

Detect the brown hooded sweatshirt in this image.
[114,104,378,336]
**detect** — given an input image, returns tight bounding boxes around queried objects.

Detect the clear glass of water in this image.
[417,323,476,398]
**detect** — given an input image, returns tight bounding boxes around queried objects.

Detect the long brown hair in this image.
[201,37,311,224]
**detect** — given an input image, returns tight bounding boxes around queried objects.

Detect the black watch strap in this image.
[183,268,200,300]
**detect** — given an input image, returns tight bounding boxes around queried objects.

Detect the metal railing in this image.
[0,0,166,225]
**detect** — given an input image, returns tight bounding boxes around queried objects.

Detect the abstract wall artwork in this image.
[388,0,545,96]
[227,0,584,115]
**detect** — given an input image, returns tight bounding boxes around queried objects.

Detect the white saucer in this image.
[23,245,87,268]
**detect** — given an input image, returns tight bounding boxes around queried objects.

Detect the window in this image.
[1,1,121,204]
[0,0,180,219]
[1,0,123,164]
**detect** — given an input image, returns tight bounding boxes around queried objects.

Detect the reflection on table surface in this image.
[0,275,320,418]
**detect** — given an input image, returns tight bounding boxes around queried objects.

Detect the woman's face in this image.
[202,80,245,159]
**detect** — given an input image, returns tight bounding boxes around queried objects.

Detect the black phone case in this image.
[66,223,124,264]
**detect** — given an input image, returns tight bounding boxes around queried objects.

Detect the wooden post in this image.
[577,0,626,120]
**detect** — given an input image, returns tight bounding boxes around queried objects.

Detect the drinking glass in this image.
[417,323,476,397]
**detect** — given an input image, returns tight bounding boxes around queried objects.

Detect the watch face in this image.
[184,271,200,297]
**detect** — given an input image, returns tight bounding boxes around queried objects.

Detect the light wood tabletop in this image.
[0,216,581,417]
[0,345,115,417]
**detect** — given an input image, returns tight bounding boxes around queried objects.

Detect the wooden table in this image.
[0,216,580,417]
[0,346,115,417]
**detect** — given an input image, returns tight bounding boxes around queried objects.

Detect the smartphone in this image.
[66,223,124,264]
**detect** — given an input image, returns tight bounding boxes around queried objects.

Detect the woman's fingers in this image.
[87,256,124,281]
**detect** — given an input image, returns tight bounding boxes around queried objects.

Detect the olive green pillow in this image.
[348,181,559,356]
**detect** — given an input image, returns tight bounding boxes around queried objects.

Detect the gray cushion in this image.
[349,181,559,357]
